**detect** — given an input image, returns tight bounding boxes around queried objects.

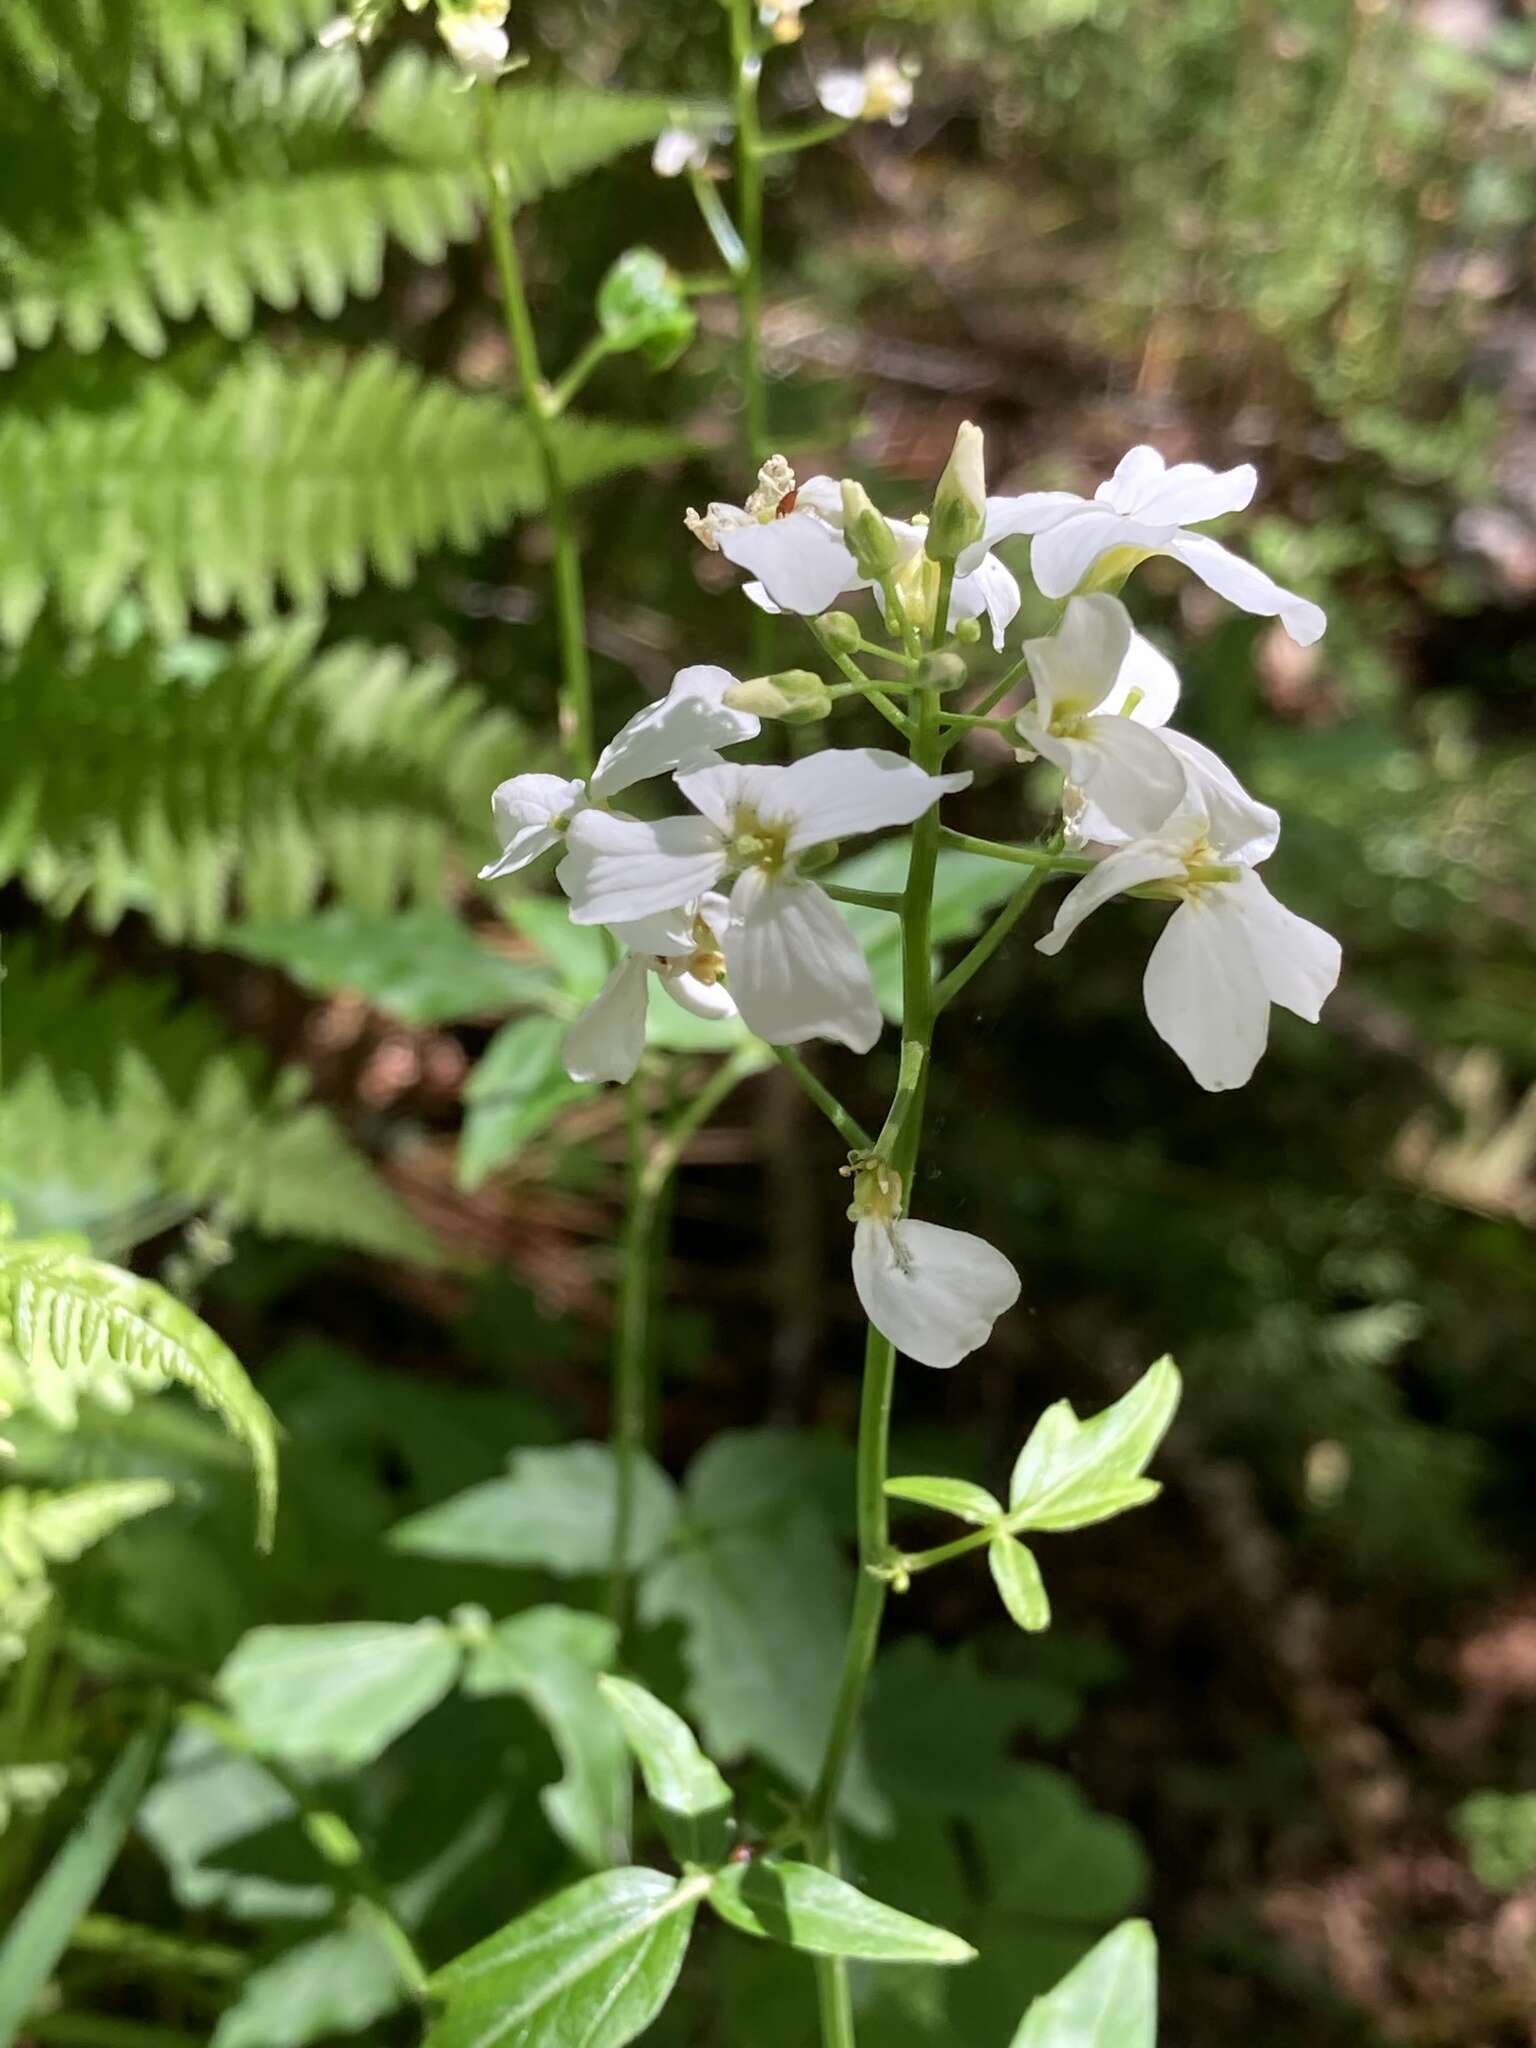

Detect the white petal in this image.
[590,665,760,802]
[815,68,868,118]
[606,905,699,957]
[792,475,847,524]
[1029,508,1175,601]
[1024,593,1134,723]
[1058,716,1187,842]
[479,773,586,878]
[851,1216,1021,1370]
[658,969,737,1022]
[697,890,733,945]
[1166,531,1327,646]
[1160,731,1280,865]
[955,492,1088,577]
[948,553,1021,651]
[776,748,971,856]
[1099,446,1256,525]
[562,957,651,1084]
[1035,840,1189,956]
[1099,630,1181,728]
[743,580,781,614]
[714,510,857,615]
[559,809,724,927]
[1142,893,1270,1090]
[674,760,784,835]
[724,872,881,1051]
[1225,868,1340,1022]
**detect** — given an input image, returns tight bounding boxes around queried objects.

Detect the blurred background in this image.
[1,0,1535,2043]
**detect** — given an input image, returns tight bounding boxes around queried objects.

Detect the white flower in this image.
[1036,792,1341,1092]
[689,457,1023,649]
[479,666,759,880]
[558,749,970,1051]
[437,3,509,76]
[848,1162,1021,1369]
[652,127,716,178]
[1014,596,1186,842]
[760,0,813,42]
[815,58,917,127]
[562,898,735,1085]
[966,445,1327,646]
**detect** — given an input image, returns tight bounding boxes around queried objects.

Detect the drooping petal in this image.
[1024,593,1134,724]
[1099,629,1181,728]
[724,871,881,1051]
[1165,531,1326,646]
[947,553,1021,651]
[1034,840,1190,956]
[1029,508,1175,601]
[1142,892,1270,1090]
[1225,867,1340,1022]
[1160,731,1280,865]
[559,809,724,927]
[814,67,868,118]
[1042,715,1187,843]
[561,956,651,1084]
[851,1216,1021,1369]
[776,748,971,856]
[590,665,760,802]
[1098,446,1257,526]
[479,772,587,879]
[714,510,857,615]
[955,492,1088,577]
[658,969,738,1022]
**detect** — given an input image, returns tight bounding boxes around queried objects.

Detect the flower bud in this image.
[955,615,982,645]
[925,420,987,564]
[814,610,862,654]
[724,669,833,725]
[795,840,841,876]
[917,651,968,691]
[840,479,902,581]
[437,0,510,76]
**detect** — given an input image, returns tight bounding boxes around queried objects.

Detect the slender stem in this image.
[934,866,1051,1011]
[937,710,1018,736]
[971,653,1030,719]
[770,1046,873,1152]
[897,1524,994,1575]
[546,332,614,417]
[478,88,596,776]
[810,623,914,739]
[937,826,1096,874]
[688,170,748,277]
[755,117,852,157]
[933,560,956,648]
[727,0,769,470]
[820,883,902,913]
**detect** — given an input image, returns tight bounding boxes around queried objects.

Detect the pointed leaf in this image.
[708,1860,975,1964]
[1010,1919,1157,2048]
[217,1621,461,1770]
[598,1675,734,1868]
[392,1441,679,1574]
[989,1535,1051,1633]
[1009,1357,1180,1534]
[212,1911,410,2048]
[885,1475,1002,1526]
[426,1868,702,2048]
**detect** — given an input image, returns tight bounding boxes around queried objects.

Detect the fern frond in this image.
[0,1478,176,1665]
[0,942,441,1266]
[0,1240,278,1545]
[0,0,334,96]
[0,348,684,638]
[0,621,519,938]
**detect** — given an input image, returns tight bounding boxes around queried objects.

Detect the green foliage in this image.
[425,1866,703,2048]
[216,1619,464,1768]
[1454,1792,1536,1894]
[211,1910,410,2048]
[228,909,553,1024]
[599,1675,734,1868]
[709,1860,976,1965]
[0,623,519,939]
[393,1442,681,1575]
[1009,1920,1157,2048]
[0,1234,278,1544]
[0,1479,173,1665]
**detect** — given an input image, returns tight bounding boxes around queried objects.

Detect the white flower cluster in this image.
[480,433,1340,1373]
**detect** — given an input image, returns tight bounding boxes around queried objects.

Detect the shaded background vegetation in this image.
[2,0,1535,2043]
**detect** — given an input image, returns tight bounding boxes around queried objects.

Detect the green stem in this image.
[478,88,596,777]
[546,332,614,417]
[820,883,902,914]
[934,865,1052,1012]
[937,827,1096,874]
[755,117,853,157]
[971,653,1030,719]
[687,171,748,277]
[770,1046,873,1152]
[897,1524,994,1575]
[810,623,914,739]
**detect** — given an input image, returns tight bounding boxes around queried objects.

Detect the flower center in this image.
[724,802,791,875]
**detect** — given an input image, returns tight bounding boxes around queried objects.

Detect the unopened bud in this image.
[840,479,902,581]
[918,651,967,691]
[724,669,832,724]
[796,841,841,876]
[815,609,862,654]
[955,615,982,645]
[925,420,987,564]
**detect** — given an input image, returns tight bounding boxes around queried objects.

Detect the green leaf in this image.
[463,1607,629,1869]
[976,1767,1147,1926]
[885,1475,1002,1526]
[393,1442,680,1575]
[1009,1358,1180,1535]
[0,1707,168,2041]
[212,1911,411,2048]
[426,1867,703,2048]
[597,1675,734,1868]
[638,1431,888,1835]
[139,1722,329,1924]
[227,908,552,1026]
[708,1860,976,1965]
[0,1238,280,1546]
[1010,1920,1157,2048]
[597,248,696,370]
[217,1621,461,1770]
[0,349,684,641]
[458,1015,592,1191]
[989,1534,1051,1633]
